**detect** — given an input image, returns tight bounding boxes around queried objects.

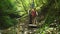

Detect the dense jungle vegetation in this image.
[0,0,60,34]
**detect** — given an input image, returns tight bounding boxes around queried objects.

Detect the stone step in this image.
[28,24,39,28]
[28,24,37,26]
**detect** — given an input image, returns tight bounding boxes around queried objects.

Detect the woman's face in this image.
[32,9,34,11]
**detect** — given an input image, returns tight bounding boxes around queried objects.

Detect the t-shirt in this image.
[31,10,36,17]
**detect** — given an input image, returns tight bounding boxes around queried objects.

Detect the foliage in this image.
[0,0,60,34]
[0,0,19,29]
